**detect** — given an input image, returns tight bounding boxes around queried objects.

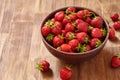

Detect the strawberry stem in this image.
[80,44,86,52]
[36,64,43,71]
[45,20,54,27]
[96,40,101,47]
[89,12,96,18]
[101,28,107,37]
[77,43,81,52]
[46,34,54,40]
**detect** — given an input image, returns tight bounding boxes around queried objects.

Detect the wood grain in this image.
[0,0,120,80]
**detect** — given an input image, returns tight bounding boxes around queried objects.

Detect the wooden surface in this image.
[0,0,120,80]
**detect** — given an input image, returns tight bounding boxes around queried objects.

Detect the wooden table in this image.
[0,0,120,80]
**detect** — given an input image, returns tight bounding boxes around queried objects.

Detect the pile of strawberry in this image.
[42,7,107,53]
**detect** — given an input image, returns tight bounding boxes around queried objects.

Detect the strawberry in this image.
[109,28,115,39]
[60,66,72,80]
[60,44,71,52]
[91,17,103,28]
[68,39,79,52]
[53,35,64,48]
[113,21,120,30]
[111,54,120,68]
[77,10,84,19]
[75,19,84,25]
[36,60,50,72]
[80,44,91,52]
[55,11,65,21]
[42,26,51,36]
[85,17,91,24]
[62,17,71,26]
[65,32,76,41]
[66,7,76,14]
[46,34,54,44]
[91,28,102,38]
[65,23,75,32]
[51,21,62,35]
[110,13,119,22]
[76,32,89,43]
[77,21,89,32]
[69,13,77,21]
[90,38,101,48]
[51,18,56,22]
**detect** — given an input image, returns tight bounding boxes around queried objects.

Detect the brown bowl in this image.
[40,6,109,64]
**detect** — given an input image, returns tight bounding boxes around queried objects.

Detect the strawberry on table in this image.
[36,60,50,72]
[113,21,120,30]
[60,65,72,80]
[110,13,119,22]
[111,54,120,68]
[109,28,115,39]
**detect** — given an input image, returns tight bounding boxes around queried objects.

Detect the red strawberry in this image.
[91,17,103,28]
[66,7,76,14]
[65,23,74,32]
[62,17,71,26]
[65,32,76,41]
[46,34,54,44]
[85,17,91,24]
[62,30,66,36]
[76,32,89,43]
[51,18,56,22]
[51,21,62,35]
[110,13,119,21]
[111,54,120,68]
[109,28,115,39]
[80,44,91,52]
[53,35,64,48]
[68,39,79,52]
[113,21,120,30]
[36,60,50,72]
[90,38,101,48]
[75,19,84,25]
[55,11,65,21]
[77,22,89,32]
[60,44,71,52]
[84,9,90,17]
[42,26,51,36]
[91,28,102,38]
[60,66,72,80]
[69,13,77,21]
[77,10,84,19]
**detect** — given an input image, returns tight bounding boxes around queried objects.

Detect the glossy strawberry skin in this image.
[86,45,91,51]
[77,10,84,19]
[110,13,119,21]
[68,39,79,52]
[60,67,72,80]
[90,38,101,48]
[60,44,71,52]
[65,23,74,32]
[75,19,84,25]
[85,17,91,24]
[77,22,89,32]
[111,55,120,68]
[91,17,103,28]
[55,11,65,21]
[67,7,76,13]
[62,18,71,26]
[109,28,115,39]
[91,28,103,38]
[76,32,88,43]
[36,60,50,72]
[42,26,51,36]
[53,36,64,48]
[69,14,77,21]
[113,22,120,30]
[51,26,62,35]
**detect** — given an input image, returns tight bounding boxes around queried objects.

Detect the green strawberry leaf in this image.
[89,12,96,18]
[83,10,87,19]
[45,20,54,27]
[36,64,43,71]
[96,40,101,47]
[88,25,93,31]
[77,43,81,52]
[65,9,69,14]
[117,54,120,58]
[46,34,54,40]
[80,44,86,52]
[65,15,70,19]
[85,37,89,44]
[101,28,107,37]
[68,33,76,40]
[72,21,76,27]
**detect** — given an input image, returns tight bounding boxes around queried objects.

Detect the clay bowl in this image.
[40,6,109,64]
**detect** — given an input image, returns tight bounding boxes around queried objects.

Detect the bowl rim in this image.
[40,6,109,56]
